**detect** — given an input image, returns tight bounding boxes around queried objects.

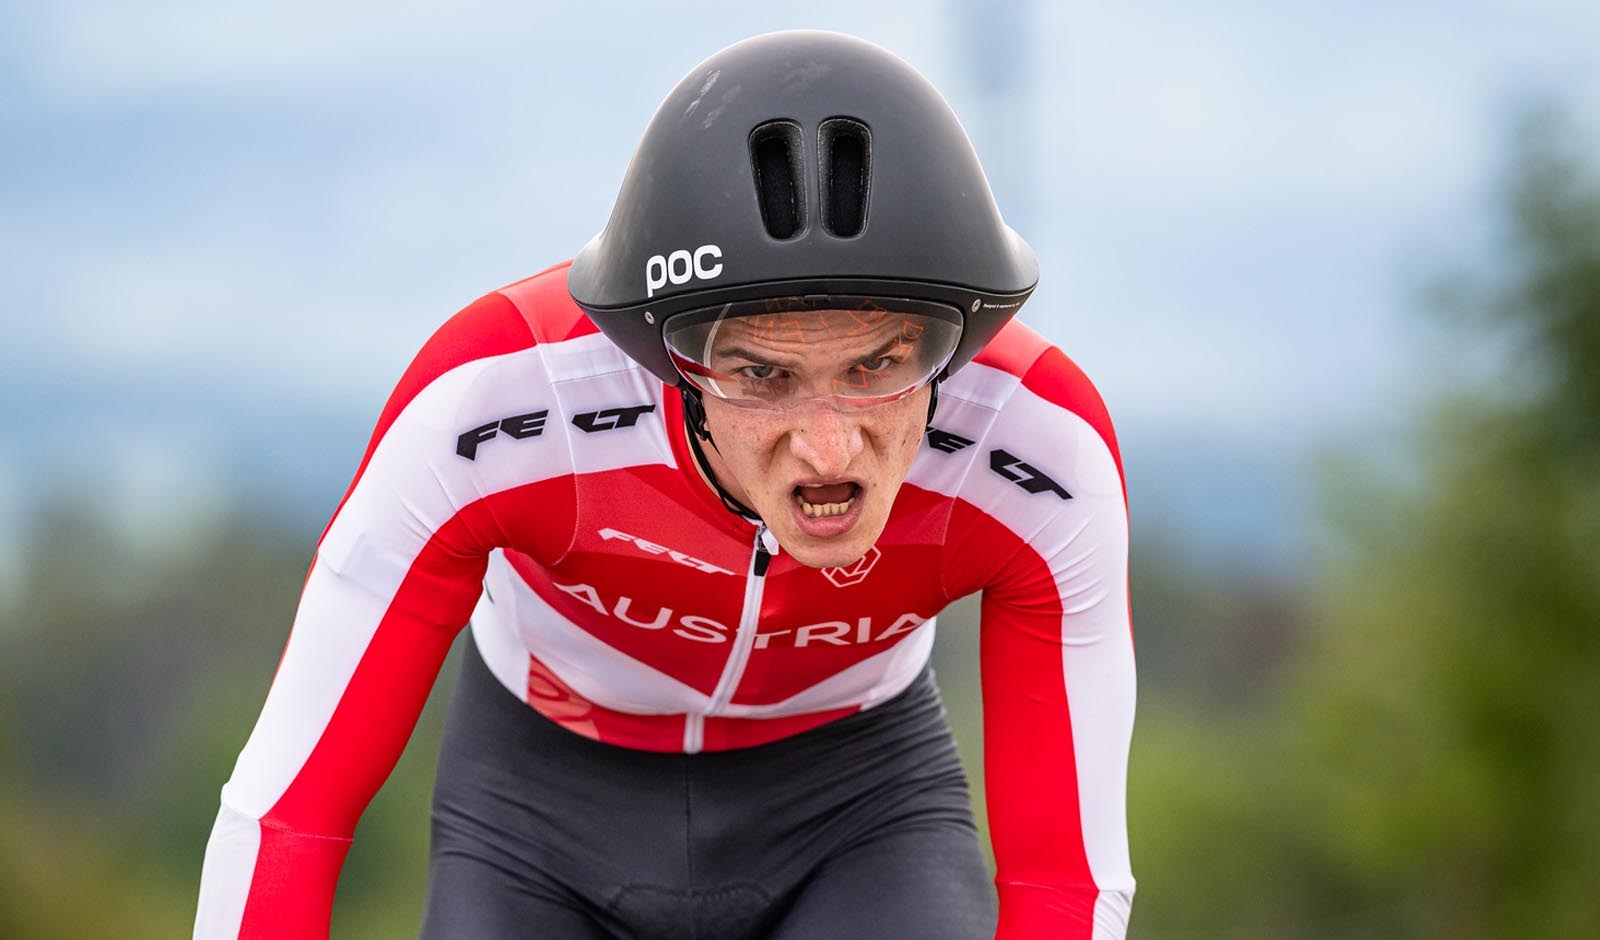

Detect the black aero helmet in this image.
[567,29,1038,386]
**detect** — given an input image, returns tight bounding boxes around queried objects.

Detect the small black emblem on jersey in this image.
[572,404,657,433]
[927,428,976,454]
[457,410,549,460]
[989,449,1071,499]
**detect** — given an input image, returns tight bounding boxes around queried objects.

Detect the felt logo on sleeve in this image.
[456,410,549,460]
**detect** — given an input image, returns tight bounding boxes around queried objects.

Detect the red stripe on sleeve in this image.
[1025,345,1125,498]
[237,825,351,940]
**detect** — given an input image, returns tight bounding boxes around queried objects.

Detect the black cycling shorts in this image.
[420,636,997,940]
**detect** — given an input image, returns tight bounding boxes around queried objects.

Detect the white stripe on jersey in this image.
[540,335,675,476]
[192,804,262,938]
[1092,890,1136,939]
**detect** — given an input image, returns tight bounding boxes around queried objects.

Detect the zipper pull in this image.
[753,524,776,576]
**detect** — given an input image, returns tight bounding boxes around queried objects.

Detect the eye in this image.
[852,350,909,377]
[736,364,786,381]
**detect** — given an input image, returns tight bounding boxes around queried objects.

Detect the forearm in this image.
[192,552,474,938]
[979,506,1137,937]
[195,802,352,939]
[996,881,1135,939]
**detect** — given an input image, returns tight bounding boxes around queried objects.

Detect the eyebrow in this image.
[711,344,801,367]
[714,333,915,367]
[858,335,914,362]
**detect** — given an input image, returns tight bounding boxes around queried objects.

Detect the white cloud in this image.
[1036,1,1600,217]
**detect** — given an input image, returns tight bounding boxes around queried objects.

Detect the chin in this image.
[772,516,886,569]
[783,539,870,569]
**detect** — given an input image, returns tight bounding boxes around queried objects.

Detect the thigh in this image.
[766,822,997,940]
[420,847,614,940]
[423,638,687,939]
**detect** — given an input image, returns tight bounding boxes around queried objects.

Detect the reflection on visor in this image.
[663,298,963,410]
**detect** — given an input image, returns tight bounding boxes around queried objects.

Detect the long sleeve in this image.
[978,471,1136,938]
[194,292,541,938]
[946,338,1137,939]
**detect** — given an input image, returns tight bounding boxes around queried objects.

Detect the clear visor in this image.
[662,297,964,411]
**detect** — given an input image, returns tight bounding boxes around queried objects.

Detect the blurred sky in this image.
[5,0,1600,583]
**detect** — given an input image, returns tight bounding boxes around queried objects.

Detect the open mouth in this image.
[795,482,860,519]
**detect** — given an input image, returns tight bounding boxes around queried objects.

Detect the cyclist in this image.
[195,29,1135,940]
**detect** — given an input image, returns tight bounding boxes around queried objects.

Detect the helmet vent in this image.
[749,121,806,240]
[819,118,870,237]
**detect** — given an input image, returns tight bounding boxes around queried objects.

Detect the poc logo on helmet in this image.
[646,244,723,298]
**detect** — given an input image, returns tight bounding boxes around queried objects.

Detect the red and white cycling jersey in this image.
[195,262,1137,939]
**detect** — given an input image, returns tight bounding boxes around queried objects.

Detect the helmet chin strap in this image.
[677,380,942,523]
[679,386,762,521]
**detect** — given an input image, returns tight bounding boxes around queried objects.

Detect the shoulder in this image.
[924,318,1124,489]
[963,319,1123,474]
[912,321,1129,591]
[374,260,619,427]
[348,261,644,484]
[492,260,602,345]
[408,260,593,380]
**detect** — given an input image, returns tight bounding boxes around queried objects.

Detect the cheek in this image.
[897,424,925,466]
[867,406,927,471]
[706,410,783,467]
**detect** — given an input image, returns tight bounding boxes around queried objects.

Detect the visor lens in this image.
[663,298,963,410]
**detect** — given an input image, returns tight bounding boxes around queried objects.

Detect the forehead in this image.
[709,309,923,353]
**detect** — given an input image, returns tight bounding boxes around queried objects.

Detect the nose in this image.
[785,401,864,477]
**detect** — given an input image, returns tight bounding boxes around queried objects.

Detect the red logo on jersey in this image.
[821,546,880,588]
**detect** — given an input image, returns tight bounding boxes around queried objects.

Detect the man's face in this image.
[686,311,936,568]
[698,387,929,569]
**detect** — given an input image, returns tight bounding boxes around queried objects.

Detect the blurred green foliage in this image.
[2,107,1595,937]
[1126,105,1600,939]
[0,508,453,938]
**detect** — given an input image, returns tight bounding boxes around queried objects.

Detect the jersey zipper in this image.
[683,524,774,753]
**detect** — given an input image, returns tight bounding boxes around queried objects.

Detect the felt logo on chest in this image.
[598,527,736,576]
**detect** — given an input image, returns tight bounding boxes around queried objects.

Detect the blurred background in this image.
[3,1,1598,937]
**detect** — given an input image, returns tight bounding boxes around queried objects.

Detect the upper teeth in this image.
[801,498,853,518]
[798,488,855,518]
